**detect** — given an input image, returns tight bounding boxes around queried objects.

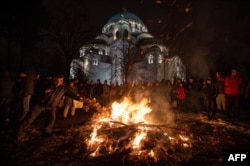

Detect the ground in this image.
[0,108,250,166]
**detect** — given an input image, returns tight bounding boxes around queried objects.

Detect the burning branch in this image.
[82,97,192,164]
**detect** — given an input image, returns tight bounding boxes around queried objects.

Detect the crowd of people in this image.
[0,68,250,140]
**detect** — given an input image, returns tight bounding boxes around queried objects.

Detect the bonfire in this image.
[83,97,193,164]
[2,97,250,166]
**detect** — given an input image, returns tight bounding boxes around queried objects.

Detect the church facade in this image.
[69,12,185,84]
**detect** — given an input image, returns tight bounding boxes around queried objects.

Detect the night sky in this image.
[1,0,250,79]
[83,0,250,78]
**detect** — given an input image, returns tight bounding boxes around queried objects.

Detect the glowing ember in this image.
[89,125,103,144]
[132,131,147,149]
[85,97,192,161]
[179,134,189,142]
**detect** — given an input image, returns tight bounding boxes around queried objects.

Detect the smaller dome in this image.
[107,12,143,24]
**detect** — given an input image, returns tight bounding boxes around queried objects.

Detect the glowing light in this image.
[84,97,191,159]
[183,143,189,148]
[148,149,155,157]
[179,134,189,141]
[132,131,147,149]
[110,97,152,124]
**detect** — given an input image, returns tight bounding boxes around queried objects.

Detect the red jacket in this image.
[177,86,186,100]
[224,75,243,96]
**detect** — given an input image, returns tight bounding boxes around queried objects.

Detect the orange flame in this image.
[111,97,152,124]
[85,97,191,158]
[132,131,147,149]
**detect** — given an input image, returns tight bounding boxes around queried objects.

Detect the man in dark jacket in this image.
[16,74,82,140]
[202,77,217,120]
[93,79,103,104]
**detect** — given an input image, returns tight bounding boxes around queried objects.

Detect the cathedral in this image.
[69,12,186,84]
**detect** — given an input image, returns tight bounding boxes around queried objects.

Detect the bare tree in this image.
[40,0,96,77]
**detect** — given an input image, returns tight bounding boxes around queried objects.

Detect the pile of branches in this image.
[76,119,193,166]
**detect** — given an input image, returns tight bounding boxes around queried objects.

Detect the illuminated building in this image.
[70,12,185,84]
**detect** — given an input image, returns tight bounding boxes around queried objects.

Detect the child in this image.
[177,82,187,112]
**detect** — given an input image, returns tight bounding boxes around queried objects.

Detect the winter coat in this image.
[23,75,35,96]
[102,84,110,98]
[93,83,103,98]
[40,84,80,108]
[215,76,225,94]
[177,86,186,100]
[64,85,78,106]
[202,83,216,100]
[224,75,243,96]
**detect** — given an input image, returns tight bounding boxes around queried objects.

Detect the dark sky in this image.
[1,0,250,78]
[82,0,250,77]
[83,0,250,39]
[84,0,165,34]
[83,0,189,36]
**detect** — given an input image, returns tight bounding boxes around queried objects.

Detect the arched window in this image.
[83,57,89,71]
[124,29,128,39]
[99,49,102,55]
[93,58,98,66]
[158,54,163,63]
[148,54,154,64]
[114,30,119,40]
[80,49,85,57]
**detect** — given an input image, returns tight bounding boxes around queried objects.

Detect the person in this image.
[0,71,15,131]
[77,82,87,98]
[102,80,110,106]
[12,72,27,127]
[93,79,103,105]
[19,72,36,121]
[176,82,187,112]
[16,74,82,140]
[215,72,226,113]
[63,80,79,119]
[171,79,182,109]
[202,77,217,120]
[224,68,244,121]
[109,82,117,103]
[87,80,95,99]
[186,77,200,112]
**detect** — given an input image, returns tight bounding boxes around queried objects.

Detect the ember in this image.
[83,97,193,164]
[1,98,250,165]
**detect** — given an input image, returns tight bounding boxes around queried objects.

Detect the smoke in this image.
[186,46,210,78]
[132,87,176,126]
[145,97,176,126]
